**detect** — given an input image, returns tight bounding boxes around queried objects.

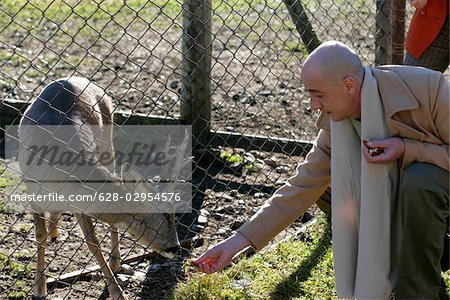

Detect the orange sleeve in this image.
[405,0,448,59]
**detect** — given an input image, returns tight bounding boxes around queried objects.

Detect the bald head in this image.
[300,41,364,120]
[302,41,364,83]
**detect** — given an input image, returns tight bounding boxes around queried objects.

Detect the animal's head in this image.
[120,163,180,257]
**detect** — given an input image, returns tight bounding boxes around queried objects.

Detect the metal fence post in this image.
[375,0,405,65]
[375,0,390,65]
[181,0,212,149]
[391,0,406,65]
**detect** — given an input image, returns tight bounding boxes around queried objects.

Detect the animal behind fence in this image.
[17,77,189,300]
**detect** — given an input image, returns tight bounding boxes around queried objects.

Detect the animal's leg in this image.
[100,110,121,273]
[33,213,47,299]
[109,226,121,273]
[76,214,127,300]
[47,213,60,242]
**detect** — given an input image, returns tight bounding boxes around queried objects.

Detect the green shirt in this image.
[351,119,361,139]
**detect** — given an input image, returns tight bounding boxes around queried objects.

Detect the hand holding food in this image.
[363,139,385,156]
[362,138,405,164]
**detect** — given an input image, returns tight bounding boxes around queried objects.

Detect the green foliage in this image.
[7,280,29,300]
[0,164,20,189]
[0,253,34,278]
[282,41,308,54]
[6,291,27,300]
[12,223,33,234]
[219,149,261,174]
[219,150,243,164]
[6,280,30,300]
[0,163,23,213]
[12,250,33,261]
[244,163,260,173]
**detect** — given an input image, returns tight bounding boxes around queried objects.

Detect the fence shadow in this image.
[269,216,332,300]
[133,155,281,299]
[178,156,279,240]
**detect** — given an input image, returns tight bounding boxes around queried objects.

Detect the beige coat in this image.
[238,65,449,250]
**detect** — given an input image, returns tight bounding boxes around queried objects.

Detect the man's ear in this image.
[343,76,357,92]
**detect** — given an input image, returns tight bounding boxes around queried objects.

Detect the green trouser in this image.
[316,163,449,298]
[396,163,449,300]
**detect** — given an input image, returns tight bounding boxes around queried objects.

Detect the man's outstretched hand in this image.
[191,232,252,274]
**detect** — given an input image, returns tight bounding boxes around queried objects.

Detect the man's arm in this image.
[364,72,449,170]
[191,128,332,273]
[401,72,449,171]
[191,232,251,274]
[236,128,332,250]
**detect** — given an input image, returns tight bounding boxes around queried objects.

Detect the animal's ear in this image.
[120,163,149,193]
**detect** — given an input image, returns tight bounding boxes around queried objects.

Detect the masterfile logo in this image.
[5,125,192,213]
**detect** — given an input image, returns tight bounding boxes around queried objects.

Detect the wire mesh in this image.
[0,0,422,299]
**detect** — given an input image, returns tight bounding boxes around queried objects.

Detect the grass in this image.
[0,162,23,213]
[0,0,280,34]
[5,279,29,300]
[220,149,244,164]
[0,0,445,298]
[282,41,308,54]
[0,163,22,201]
[0,164,19,189]
[2,0,372,86]
[173,211,450,299]
[0,52,28,64]
[244,163,261,173]
[173,214,335,299]
[0,253,34,278]
[0,0,293,50]
[0,164,34,299]
[0,0,289,83]
[219,149,261,173]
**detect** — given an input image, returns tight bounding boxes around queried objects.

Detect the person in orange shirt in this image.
[404,0,449,72]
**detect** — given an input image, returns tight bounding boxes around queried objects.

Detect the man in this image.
[192,41,449,299]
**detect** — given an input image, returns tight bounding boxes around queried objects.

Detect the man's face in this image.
[301,67,358,121]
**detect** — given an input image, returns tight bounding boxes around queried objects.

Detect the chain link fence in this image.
[0,0,424,299]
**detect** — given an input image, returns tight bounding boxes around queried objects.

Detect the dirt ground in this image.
[0,0,449,299]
